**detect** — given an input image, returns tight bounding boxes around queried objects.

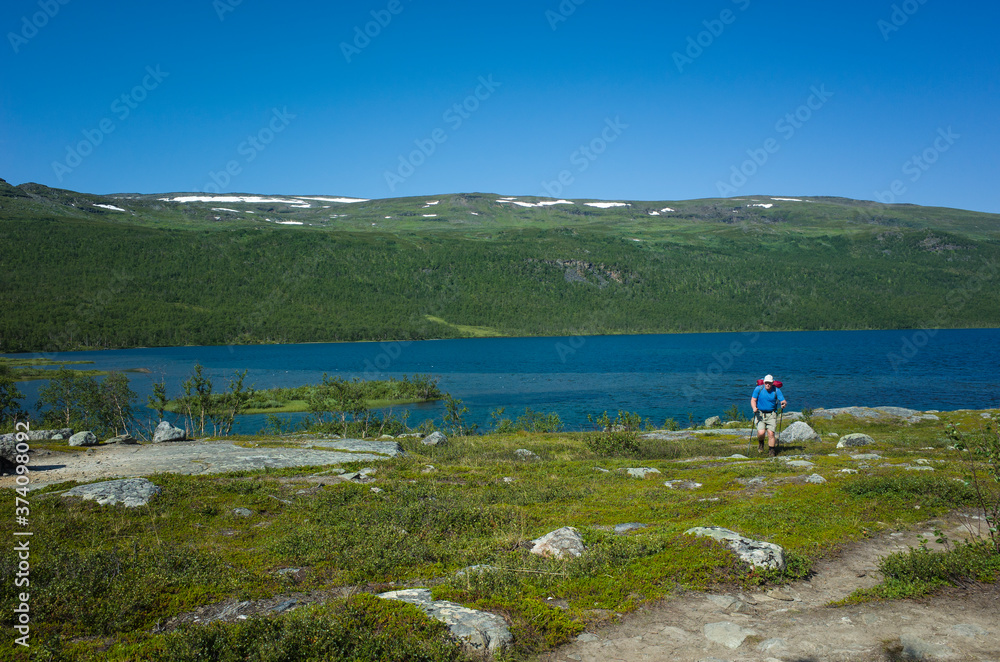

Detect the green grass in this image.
[1,410,996,660]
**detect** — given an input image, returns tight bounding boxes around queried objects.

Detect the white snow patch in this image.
[661,207,675,212]
[771,198,802,202]
[423,200,440,207]
[93,204,126,212]
[295,196,368,203]
[648,212,660,216]
[277,221,303,225]
[470,212,479,215]
[423,214,438,217]
[160,196,291,204]
[289,203,312,208]
[211,208,240,213]
[498,199,574,208]
[585,202,630,208]
[384,216,392,219]
[749,203,774,209]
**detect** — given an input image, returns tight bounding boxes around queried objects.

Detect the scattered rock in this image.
[840,469,859,474]
[63,478,161,507]
[24,428,74,441]
[906,465,934,472]
[455,564,499,578]
[837,433,875,448]
[530,526,585,559]
[576,633,599,643]
[757,637,789,652]
[233,508,253,517]
[422,431,448,446]
[377,588,512,655]
[784,459,815,469]
[626,467,661,478]
[899,633,955,660]
[614,523,647,534]
[950,623,989,637]
[68,431,98,447]
[593,467,610,473]
[703,621,756,649]
[725,454,749,460]
[105,434,137,445]
[152,421,186,443]
[704,416,722,428]
[851,453,881,460]
[686,527,786,570]
[514,448,541,461]
[804,474,827,484]
[779,421,820,443]
[502,476,515,484]
[664,480,702,490]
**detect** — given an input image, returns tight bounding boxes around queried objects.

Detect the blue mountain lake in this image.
[8,328,1000,433]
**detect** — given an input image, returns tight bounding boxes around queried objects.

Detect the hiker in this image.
[751,374,787,456]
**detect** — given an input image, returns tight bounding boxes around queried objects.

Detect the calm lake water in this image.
[9,329,1000,433]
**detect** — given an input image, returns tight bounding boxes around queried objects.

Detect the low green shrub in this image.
[841,473,974,508]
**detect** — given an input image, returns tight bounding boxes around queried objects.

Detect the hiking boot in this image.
[758,440,766,453]
[768,446,777,457]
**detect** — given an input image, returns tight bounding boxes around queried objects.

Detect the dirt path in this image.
[541,511,998,662]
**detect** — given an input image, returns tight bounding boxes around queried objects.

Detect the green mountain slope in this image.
[1,180,997,352]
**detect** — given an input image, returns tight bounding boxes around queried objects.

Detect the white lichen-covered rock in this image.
[625,467,661,478]
[779,421,820,443]
[704,416,722,428]
[152,421,186,443]
[421,431,448,446]
[514,448,541,461]
[530,526,585,559]
[837,433,875,448]
[377,588,512,655]
[804,473,827,484]
[685,526,786,570]
[68,431,98,447]
[664,480,702,490]
[63,478,162,507]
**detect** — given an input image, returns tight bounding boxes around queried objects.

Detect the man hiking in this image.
[751,374,787,457]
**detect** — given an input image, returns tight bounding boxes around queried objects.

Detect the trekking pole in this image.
[776,405,785,453]
[747,410,758,456]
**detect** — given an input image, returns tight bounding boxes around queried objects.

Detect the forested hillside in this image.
[1,179,997,353]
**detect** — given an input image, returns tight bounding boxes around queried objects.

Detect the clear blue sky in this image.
[2,0,998,212]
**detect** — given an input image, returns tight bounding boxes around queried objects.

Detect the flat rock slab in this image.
[704,621,757,649]
[3,439,403,490]
[377,588,512,655]
[626,467,661,478]
[686,526,786,570]
[63,478,162,507]
[664,480,703,490]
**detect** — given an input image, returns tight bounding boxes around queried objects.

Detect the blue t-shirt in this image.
[752,385,785,412]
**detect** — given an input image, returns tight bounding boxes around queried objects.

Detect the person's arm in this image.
[777,388,787,409]
[750,386,759,413]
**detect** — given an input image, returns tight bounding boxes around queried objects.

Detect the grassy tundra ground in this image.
[1,409,998,661]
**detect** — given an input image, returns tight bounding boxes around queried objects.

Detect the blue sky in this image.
[2,0,998,212]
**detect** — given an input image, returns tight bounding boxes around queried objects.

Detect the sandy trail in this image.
[541,511,998,662]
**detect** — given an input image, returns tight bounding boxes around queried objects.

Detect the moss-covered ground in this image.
[1,409,997,660]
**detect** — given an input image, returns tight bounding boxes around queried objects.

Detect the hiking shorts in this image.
[756,410,778,433]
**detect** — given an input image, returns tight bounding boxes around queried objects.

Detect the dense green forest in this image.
[1,178,998,352]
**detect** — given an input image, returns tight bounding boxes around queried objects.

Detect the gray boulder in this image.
[804,474,827,484]
[377,588,512,655]
[422,431,448,446]
[686,526,786,570]
[0,435,21,471]
[514,448,541,461]
[106,434,137,445]
[25,428,74,441]
[703,621,757,649]
[63,478,162,507]
[779,421,820,443]
[626,467,661,478]
[530,526,585,559]
[837,433,875,448]
[704,416,722,428]
[68,431,98,447]
[152,421,186,443]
